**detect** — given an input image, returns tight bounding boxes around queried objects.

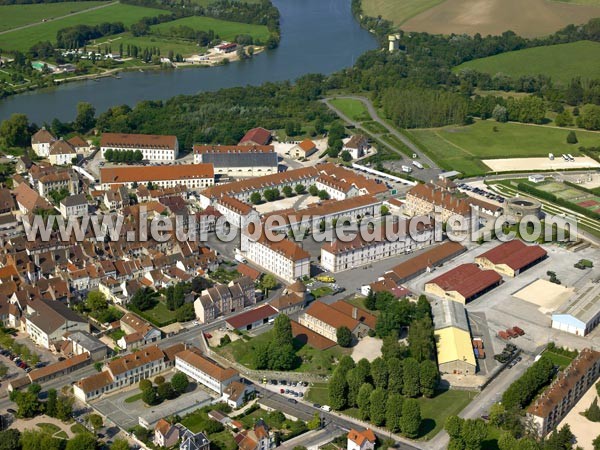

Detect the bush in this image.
[567,131,578,144]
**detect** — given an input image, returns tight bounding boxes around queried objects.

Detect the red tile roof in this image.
[427,263,502,300]
[194,144,274,154]
[297,139,316,152]
[476,240,547,271]
[225,304,277,329]
[176,349,238,381]
[348,428,376,445]
[100,133,177,150]
[239,127,271,145]
[408,183,471,216]
[329,300,376,329]
[304,301,360,331]
[236,263,261,281]
[217,195,253,215]
[291,320,336,350]
[100,164,214,184]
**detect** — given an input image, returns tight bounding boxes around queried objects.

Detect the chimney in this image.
[352,307,358,320]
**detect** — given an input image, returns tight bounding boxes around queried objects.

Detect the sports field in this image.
[152,16,271,43]
[407,120,600,176]
[455,41,600,84]
[535,181,600,214]
[399,0,600,37]
[361,0,445,25]
[0,1,110,32]
[0,3,166,51]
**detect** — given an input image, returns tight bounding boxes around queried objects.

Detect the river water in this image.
[0,0,378,123]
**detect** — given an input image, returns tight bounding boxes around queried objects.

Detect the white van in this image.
[321,405,331,412]
[401,165,412,173]
[235,254,247,264]
[412,160,423,169]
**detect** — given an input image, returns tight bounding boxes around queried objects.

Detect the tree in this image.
[385,393,403,432]
[318,190,330,200]
[577,104,600,130]
[346,368,364,407]
[402,357,421,397]
[269,343,296,370]
[370,357,388,390]
[261,274,278,294]
[593,434,600,450]
[328,371,347,410]
[110,439,131,450]
[336,326,352,347]
[400,398,421,438]
[154,375,165,385]
[585,397,600,422]
[307,413,321,430]
[263,188,280,202]
[20,429,61,450]
[282,185,294,197]
[55,395,73,422]
[142,386,159,405]
[175,303,195,322]
[295,184,306,195]
[139,379,152,392]
[555,110,573,127]
[461,419,487,450]
[74,102,96,133]
[492,105,508,122]
[86,291,108,312]
[408,317,435,362]
[171,372,189,394]
[130,287,158,311]
[273,314,293,348]
[0,113,30,147]
[387,357,403,394]
[87,413,103,431]
[445,415,464,439]
[250,192,262,204]
[66,433,98,450]
[357,383,374,420]
[45,388,57,417]
[566,131,578,144]
[157,382,175,401]
[380,205,390,216]
[0,429,21,450]
[369,388,387,426]
[340,150,352,162]
[308,185,319,196]
[419,360,439,398]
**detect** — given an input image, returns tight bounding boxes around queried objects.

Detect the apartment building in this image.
[405,181,471,226]
[320,218,434,273]
[299,300,374,342]
[100,133,179,161]
[37,170,79,197]
[100,164,214,190]
[241,229,310,283]
[315,174,360,200]
[25,299,89,349]
[59,194,88,218]
[215,195,259,228]
[194,276,255,323]
[175,349,239,395]
[527,348,600,437]
[193,144,278,177]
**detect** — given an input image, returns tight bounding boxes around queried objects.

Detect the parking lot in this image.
[260,378,310,402]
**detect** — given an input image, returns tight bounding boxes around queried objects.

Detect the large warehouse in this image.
[425,263,502,304]
[432,298,476,375]
[475,240,547,277]
[552,281,600,336]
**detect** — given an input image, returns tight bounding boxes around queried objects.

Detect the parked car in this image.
[280,389,285,394]
[287,398,297,404]
[313,403,321,409]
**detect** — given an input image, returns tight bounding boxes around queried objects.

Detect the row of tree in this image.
[138,372,189,405]
[103,149,144,163]
[0,428,132,450]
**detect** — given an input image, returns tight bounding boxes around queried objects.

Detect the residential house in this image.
[154,419,179,448]
[234,419,275,450]
[31,127,56,157]
[194,277,255,324]
[342,135,369,159]
[25,299,89,349]
[117,312,162,350]
[223,380,255,408]
[60,194,88,218]
[347,429,376,450]
[48,138,78,166]
[179,428,210,450]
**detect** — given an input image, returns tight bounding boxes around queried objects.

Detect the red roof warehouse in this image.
[475,240,547,277]
[425,263,502,304]
[225,304,278,331]
[239,127,272,146]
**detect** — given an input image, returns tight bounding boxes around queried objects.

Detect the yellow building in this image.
[432,298,476,374]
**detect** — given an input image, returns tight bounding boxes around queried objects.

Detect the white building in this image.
[241,230,310,283]
[25,299,89,349]
[320,218,434,273]
[100,164,214,190]
[528,174,546,183]
[31,127,56,158]
[552,281,600,336]
[175,349,239,395]
[215,195,259,228]
[100,133,179,162]
[315,174,360,200]
[347,429,376,450]
[343,135,369,159]
[48,138,78,166]
[59,194,88,218]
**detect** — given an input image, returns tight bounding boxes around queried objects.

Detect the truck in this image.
[234,254,247,264]
[401,165,412,173]
[506,328,518,338]
[478,350,486,359]
[512,326,525,336]
[498,330,509,340]
[412,160,423,169]
[548,153,554,160]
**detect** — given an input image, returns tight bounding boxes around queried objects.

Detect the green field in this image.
[94,34,202,58]
[131,301,176,327]
[0,3,166,52]
[0,1,110,32]
[407,120,600,176]
[305,382,329,405]
[532,181,600,213]
[152,16,270,43]
[361,0,445,25]
[455,41,600,84]
[329,98,370,122]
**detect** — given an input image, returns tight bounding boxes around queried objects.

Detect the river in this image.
[0,0,378,123]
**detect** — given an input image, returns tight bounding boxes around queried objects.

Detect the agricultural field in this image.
[0,3,166,52]
[329,98,370,121]
[152,16,271,43]
[93,34,202,58]
[455,41,600,84]
[0,1,110,32]
[407,120,600,176]
[361,0,444,26]
[399,0,600,37]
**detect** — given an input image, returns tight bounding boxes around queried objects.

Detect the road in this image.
[0,2,118,35]
[322,95,441,182]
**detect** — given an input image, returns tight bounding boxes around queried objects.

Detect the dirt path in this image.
[0,1,118,36]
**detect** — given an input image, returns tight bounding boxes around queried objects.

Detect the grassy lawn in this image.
[329,98,370,122]
[0,3,166,51]
[133,301,177,327]
[361,120,388,135]
[305,382,329,405]
[37,423,61,434]
[0,1,109,32]
[407,120,599,177]
[311,286,333,299]
[361,0,445,25]
[219,330,348,375]
[124,392,143,403]
[152,16,271,43]
[93,33,203,58]
[54,431,68,439]
[542,350,575,369]
[70,423,89,434]
[454,41,600,84]
[207,430,236,449]
[416,389,477,440]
